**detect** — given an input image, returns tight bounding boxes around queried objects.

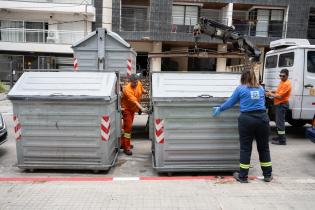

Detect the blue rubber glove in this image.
[212,107,221,117]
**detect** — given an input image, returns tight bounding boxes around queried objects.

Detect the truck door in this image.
[301,50,315,119]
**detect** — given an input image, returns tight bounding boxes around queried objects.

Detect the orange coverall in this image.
[121,81,144,150]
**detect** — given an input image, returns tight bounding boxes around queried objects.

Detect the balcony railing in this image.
[233,21,286,38]
[0,28,85,44]
[120,17,149,32]
[3,0,93,4]
[171,19,286,38]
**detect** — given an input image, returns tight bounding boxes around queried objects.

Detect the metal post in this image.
[10,61,14,88]
[84,2,88,36]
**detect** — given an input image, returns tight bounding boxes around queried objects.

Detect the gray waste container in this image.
[72,28,136,76]
[150,72,241,172]
[8,72,120,171]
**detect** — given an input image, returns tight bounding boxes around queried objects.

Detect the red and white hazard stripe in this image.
[127,59,132,76]
[155,119,165,144]
[73,58,78,71]
[101,115,111,141]
[13,115,22,141]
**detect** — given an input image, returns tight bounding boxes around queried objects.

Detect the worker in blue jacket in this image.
[212,70,272,183]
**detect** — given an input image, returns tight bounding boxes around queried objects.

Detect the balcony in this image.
[0,0,95,14]
[120,17,149,32]
[233,21,286,38]
[0,28,85,44]
[2,0,93,4]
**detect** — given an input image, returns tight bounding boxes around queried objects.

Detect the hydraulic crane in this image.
[193,17,261,63]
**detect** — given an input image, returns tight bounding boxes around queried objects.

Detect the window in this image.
[269,10,284,37]
[25,22,47,43]
[265,55,278,68]
[0,20,23,42]
[172,5,198,26]
[308,8,315,39]
[24,56,38,70]
[279,52,294,67]
[121,6,149,31]
[307,51,315,73]
[248,8,285,37]
[0,20,48,43]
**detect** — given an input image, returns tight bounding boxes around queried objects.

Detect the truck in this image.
[263,39,315,127]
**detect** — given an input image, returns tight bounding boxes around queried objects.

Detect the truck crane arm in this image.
[193,17,261,61]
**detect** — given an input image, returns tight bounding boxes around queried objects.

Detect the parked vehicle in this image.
[0,114,8,145]
[263,39,315,127]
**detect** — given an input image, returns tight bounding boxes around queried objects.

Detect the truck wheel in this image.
[287,119,306,127]
[286,110,306,127]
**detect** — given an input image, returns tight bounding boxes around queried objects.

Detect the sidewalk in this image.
[0,177,315,210]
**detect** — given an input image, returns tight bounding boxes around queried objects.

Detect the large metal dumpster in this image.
[8,72,120,171]
[72,28,136,76]
[150,72,241,172]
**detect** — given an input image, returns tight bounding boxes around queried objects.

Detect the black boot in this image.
[263,175,273,182]
[233,172,249,183]
[271,136,286,145]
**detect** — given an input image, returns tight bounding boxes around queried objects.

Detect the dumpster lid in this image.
[8,72,117,100]
[72,28,130,48]
[152,72,241,98]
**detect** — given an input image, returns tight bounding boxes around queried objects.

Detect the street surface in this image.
[0,98,315,209]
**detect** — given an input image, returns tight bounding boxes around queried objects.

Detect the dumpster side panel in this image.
[13,100,118,170]
[105,50,136,76]
[152,100,240,172]
[101,100,119,166]
[74,50,98,71]
[73,34,98,71]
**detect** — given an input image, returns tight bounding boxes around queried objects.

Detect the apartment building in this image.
[0,0,95,81]
[103,0,315,76]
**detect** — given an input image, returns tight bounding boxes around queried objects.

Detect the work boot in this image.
[263,175,273,182]
[271,139,287,145]
[123,149,132,156]
[233,172,249,183]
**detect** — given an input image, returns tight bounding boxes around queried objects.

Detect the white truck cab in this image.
[263,39,315,127]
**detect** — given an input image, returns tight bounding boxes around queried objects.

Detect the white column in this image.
[171,47,188,71]
[216,44,227,72]
[217,3,233,72]
[257,47,265,80]
[150,42,162,72]
[221,3,233,26]
[102,0,112,30]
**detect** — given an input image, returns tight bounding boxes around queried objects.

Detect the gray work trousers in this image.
[275,103,289,141]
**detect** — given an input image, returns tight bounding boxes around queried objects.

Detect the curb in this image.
[0,176,258,182]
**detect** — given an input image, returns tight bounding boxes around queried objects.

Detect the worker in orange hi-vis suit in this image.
[121,74,147,155]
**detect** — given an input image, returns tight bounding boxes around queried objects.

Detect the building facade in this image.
[0,0,95,82]
[105,0,315,75]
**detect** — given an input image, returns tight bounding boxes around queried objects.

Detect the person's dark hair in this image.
[240,70,259,88]
[280,69,289,76]
[129,74,139,82]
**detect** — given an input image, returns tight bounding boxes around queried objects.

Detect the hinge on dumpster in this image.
[13,115,22,141]
[155,119,165,144]
[101,115,111,141]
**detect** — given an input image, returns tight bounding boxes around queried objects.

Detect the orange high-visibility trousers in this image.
[121,109,135,150]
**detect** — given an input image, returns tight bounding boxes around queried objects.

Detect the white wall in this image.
[103,0,112,30]
[0,1,95,14]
